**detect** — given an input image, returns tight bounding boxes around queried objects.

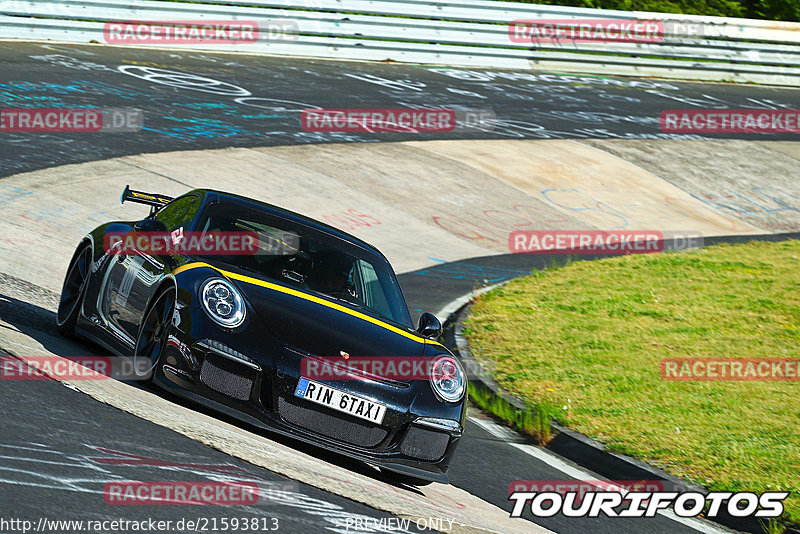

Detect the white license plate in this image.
[294,378,387,425]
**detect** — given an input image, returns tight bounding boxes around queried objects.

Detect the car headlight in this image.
[430,355,466,403]
[200,278,245,328]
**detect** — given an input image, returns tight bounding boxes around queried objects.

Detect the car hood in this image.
[230,273,427,359]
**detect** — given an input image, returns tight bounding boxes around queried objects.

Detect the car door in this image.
[103,194,201,344]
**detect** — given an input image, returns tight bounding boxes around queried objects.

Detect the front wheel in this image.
[56,243,93,336]
[133,287,176,384]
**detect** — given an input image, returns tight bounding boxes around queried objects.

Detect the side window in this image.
[155,195,201,232]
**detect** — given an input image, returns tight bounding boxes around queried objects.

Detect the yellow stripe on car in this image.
[131,191,171,203]
[174,262,444,347]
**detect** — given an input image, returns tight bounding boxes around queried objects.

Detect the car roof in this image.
[194,189,390,263]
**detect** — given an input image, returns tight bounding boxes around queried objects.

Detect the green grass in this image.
[467,380,563,443]
[466,240,800,527]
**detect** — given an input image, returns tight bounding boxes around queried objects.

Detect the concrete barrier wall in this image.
[2,0,800,84]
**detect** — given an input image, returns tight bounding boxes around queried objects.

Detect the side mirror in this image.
[133,218,167,232]
[417,312,442,339]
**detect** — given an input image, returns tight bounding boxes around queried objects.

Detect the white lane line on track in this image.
[467,415,738,534]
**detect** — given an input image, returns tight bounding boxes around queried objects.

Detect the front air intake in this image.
[200,353,255,401]
[400,426,450,462]
[277,397,388,448]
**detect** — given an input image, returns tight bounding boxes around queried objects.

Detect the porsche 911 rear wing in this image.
[121,185,174,211]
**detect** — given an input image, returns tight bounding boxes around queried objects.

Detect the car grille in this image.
[277,397,388,448]
[400,426,450,462]
[200,354,255,401]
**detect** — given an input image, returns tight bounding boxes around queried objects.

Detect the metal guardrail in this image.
[2,0,800,85]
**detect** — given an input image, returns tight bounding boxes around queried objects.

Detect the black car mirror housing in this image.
[417,312,442,339]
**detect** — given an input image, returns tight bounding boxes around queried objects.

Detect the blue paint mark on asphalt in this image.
[173,102,238,111]
[140,126,191,140]
[158,116,260,139]
[239,114,284,120]
[141,118,260,140]
[0,80,155,105]
[413,263,528,283]
[0,185,33,208]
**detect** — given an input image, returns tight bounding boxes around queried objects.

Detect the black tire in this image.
[132,286,176,384]
[379,468,434,487]
[56,243,93,336]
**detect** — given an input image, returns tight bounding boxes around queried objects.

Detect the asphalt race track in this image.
[0,355,436,533]
[1,41,799,534]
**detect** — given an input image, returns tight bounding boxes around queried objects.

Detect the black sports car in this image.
[56,186,466,485]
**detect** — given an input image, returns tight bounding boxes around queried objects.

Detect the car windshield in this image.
[194,201,412,327]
